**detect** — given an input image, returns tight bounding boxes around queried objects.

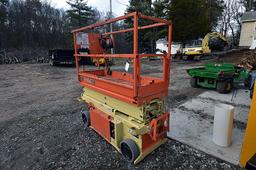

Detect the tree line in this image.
[125,0,252,51]
[0,0,99,50]
[0,0,254,53]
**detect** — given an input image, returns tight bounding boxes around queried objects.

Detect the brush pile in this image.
[239,51,256,70]
[0,49,48,64]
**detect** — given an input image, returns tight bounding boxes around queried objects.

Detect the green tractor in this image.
[187,63,250,93]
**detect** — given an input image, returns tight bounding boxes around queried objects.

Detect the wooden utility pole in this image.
[110,0,113,54]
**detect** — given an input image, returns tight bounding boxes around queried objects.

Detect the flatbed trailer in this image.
[72,12,172,164]
[187,63,250,93]
[49,49,75,66]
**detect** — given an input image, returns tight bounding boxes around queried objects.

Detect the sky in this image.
[50,0,129,16]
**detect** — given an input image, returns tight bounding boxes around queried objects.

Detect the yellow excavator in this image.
[183,32,228,60]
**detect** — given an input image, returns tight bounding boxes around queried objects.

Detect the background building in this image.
[239,11,256,48]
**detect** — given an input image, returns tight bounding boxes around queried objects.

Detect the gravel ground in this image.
[0,63,241,169]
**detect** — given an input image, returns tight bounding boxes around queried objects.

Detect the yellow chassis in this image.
[80,87,168,164]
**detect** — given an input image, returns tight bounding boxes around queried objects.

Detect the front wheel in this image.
[245,75,251,88]
[120,139,140,163]
[190,77,198,88]
[217,80,233,93]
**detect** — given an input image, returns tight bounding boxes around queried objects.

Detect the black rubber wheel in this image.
[81,110,90,128]
[194,55,201,61]
[49,59,53,66]
[190,77,198,88]
[182,55,188,60]
[245,75,251,88]
[217,80,233,93]
[120,139,140,163]
[49,59,57,66]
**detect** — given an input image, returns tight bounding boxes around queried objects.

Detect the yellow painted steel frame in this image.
[81,88,165,123]
[80,87,168,164]
[240,81,256,167]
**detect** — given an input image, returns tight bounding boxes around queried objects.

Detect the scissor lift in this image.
[72,12,172,164]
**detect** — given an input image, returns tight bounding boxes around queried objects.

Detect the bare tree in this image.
[218,0,244,46]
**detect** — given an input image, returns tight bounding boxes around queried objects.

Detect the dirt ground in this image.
[0,61,241,169]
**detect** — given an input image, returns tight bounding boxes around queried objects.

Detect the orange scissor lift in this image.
[72,12,172,164]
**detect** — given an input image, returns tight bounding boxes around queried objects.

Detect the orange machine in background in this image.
[76,33,111,66]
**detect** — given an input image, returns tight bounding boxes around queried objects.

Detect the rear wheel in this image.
[120,139,140,163]
[81,110,90,129]
[190,77,198,88]
[245,75,252,88]
[217,80,233,93]
[49,59,53,66]
[187,55,195,60]
[194,55,201,61]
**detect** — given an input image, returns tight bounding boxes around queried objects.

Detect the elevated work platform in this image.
[78,70,167,105]
[72,12,172,106]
